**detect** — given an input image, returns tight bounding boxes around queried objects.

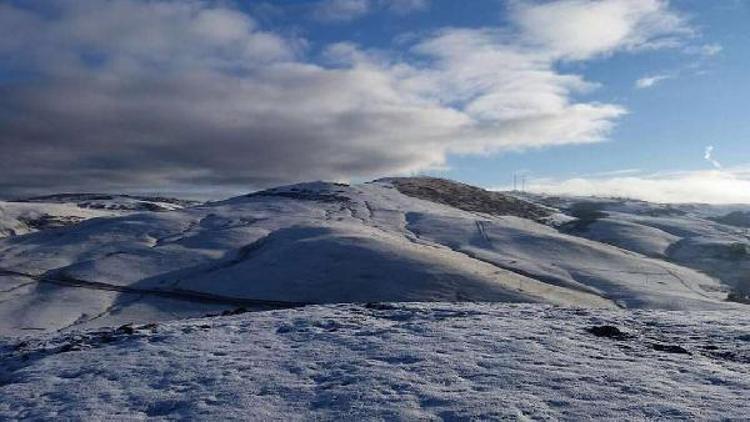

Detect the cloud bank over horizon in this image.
[0,0,704,196]
[524,167,750,204]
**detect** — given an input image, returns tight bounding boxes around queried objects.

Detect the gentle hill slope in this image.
[0,178,746,335]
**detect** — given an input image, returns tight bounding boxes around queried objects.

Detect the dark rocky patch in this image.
[651,343,691,355]
[203,306,253,318]
[222,307,250,316]
[17,214,86,231]
[382,177,552,221]
[115,324,136,335]
[726,291,750,304]
[587,325,633,340]
[364,302,399,311]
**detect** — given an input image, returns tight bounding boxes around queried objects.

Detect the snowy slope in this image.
[0,201,117,238]
[0,194,199,239]
[0,178,744,335]
[1,303,749,420]
[525,194,750,297]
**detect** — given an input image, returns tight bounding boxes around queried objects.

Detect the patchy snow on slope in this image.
[1,303,748,420]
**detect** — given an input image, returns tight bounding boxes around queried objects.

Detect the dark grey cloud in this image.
[0,0,690,196]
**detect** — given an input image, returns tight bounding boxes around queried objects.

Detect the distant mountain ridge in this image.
[14,193,201,211]
[0,193,201,239]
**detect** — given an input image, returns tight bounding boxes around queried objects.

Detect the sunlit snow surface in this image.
[1,303,749,420]
[1,180,748,419]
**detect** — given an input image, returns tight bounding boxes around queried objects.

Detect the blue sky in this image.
[455,0,750,186]
[0,0,748,202]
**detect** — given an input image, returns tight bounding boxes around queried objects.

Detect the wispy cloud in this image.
[684,43,723,56]
[635,73,672,88]
[704,145,722,169]
[313,0,371,22]
[312,0,429,22]
[383,0,430,15]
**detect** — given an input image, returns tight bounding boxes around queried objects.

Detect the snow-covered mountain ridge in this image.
[0,177,747,336]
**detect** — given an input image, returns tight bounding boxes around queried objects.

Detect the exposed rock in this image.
[651,343,691,355]
[115,324,135,335]
[382,177,552,221]
[587,325,634,340]
[17,214,86,231]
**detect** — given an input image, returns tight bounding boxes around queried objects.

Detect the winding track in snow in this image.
[0,267,306,309]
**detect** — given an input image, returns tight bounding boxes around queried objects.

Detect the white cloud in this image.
[512,0,691,60]
[404,28,628,153]
[635,73,672,88]
[0,0,698,194]
[525,168,750,204]
[684,43,723,56]
[705,145,722,169]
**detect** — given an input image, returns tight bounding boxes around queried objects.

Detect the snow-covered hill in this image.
[0,201,118,238]
[0,194,199,239]
[1,303,748,420]
[1,177,746,336]
[521,194,750,298]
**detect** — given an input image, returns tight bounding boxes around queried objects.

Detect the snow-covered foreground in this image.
[1,178,747,335]
[1,303,748,420]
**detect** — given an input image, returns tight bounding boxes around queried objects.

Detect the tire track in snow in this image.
[654,262,717,300]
